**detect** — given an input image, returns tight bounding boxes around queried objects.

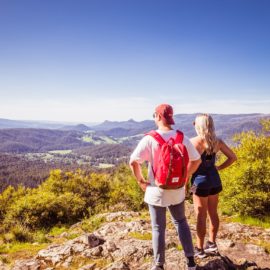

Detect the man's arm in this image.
[130,160,148,191]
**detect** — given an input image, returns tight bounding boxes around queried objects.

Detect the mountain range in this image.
[0,113,268,153]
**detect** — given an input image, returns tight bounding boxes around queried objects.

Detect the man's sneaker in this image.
[150,265,164,270]
[204,241,218,253]
[194,247,207,259]
[186,256,197,269]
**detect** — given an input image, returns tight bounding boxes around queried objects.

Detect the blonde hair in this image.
[194,114,218,154]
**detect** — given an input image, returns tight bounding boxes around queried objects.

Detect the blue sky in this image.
[0,0,269,122]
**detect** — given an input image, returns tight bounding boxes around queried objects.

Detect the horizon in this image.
[1,112,269,126]
[0,0,270,122]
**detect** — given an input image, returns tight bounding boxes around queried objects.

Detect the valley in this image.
[0,113,268,192]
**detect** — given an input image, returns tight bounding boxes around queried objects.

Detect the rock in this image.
[235,257,248,265]
[76,234,104,247]
[71,243,87,253]
[59,232,69,238]
[10,211,270,270]
[102,211,139,222]
[37,244,73,266]
[245,244,266,255]
[104,261,130,270]
[222,223,245,234]
[70,221,82,230]
[51,254,62,266]
[0,261,7,270]
[38,244,72,258]
[79,264,96,270]
[12,259,41,270]
[104,241,118,252]
[218,239,235,250]
[82,246,103,258]
[61,261,71,268]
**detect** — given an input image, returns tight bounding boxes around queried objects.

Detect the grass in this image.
[99,136,117,144]
[128,232,152,241]
[81,215,107,233]
[82,134,117,145]
[0,242,48,263]
[66,233,80,240]
[82,135,94,143]
[69,256,112,270]
[229,215,270,229]
[48,226,68,237]
[138,211,150,221]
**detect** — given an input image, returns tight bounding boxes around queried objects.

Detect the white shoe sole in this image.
[195,253,207,259]
[204,247,218,253]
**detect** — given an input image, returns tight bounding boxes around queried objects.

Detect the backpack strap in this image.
[145,130,166,145]
[175,130,184,144]
[174,130,187,179]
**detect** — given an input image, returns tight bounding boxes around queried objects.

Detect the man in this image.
[130,104,201,270]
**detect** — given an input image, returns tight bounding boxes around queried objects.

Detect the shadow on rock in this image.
[198,253,270,270]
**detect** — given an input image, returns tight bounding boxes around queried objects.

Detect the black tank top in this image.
[191,151,222,188]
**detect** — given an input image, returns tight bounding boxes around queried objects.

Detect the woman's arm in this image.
[216,140,237,170]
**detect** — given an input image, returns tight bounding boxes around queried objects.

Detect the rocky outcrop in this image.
[4,211,270,270]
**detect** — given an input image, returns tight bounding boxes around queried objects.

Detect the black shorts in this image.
[192,185,222,197]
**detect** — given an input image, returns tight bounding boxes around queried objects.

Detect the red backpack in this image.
[146,130,189,189]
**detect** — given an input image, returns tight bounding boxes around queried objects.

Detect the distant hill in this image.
[0,118,65,129]
[0,114,268,153]
[0,118,97,130]
[93,119,155,131]
[173,113,268,139]
[94,113,269,139]
[0,128,90,153]
[60,124,91,132]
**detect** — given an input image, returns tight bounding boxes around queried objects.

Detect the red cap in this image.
[155,104,175,125]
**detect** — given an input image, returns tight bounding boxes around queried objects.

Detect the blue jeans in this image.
[148,201,194,266]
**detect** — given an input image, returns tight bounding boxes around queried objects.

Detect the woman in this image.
[190,114,237,258]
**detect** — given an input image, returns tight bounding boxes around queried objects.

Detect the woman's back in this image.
[195,151,216,172]
[191,153,222,188]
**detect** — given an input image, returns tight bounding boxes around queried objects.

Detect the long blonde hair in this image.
[194,114,218,154]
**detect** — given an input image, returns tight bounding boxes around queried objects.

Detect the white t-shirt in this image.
[130,129,200,207]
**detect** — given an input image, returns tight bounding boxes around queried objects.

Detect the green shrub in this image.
[10,224,33,243]
[5,191,86,229]
[0,185,27,221]
[0,163,145,233]
[219,119,270,218]
[108,164,146,211]
[1,169,112,230]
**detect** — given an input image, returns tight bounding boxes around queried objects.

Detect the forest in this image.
[0,144,131,192]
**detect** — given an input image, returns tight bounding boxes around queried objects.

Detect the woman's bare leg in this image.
[207,194,219,243]
[193,194,208,249]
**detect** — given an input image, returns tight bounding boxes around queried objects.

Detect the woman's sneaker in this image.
[194,247,207,258]
[204,241,218,253]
